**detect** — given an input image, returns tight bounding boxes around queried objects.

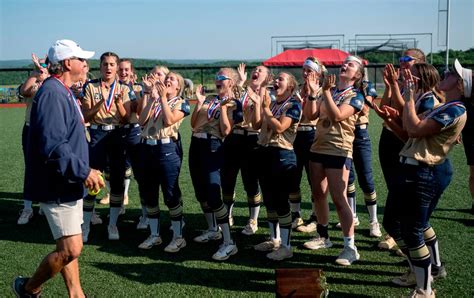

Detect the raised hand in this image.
[386,64,399,86]
[262,89,271,108]
[401,69,416,102]
[237,63,247,85]
[322,74,336,91]
[141,74,154,93]
[247,86,262,105]
[195,85,206,104]
[155,81,167,100]
[307,72,319,94]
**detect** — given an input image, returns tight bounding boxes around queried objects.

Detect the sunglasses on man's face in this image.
[399,56,415,63]
[215,75,231,81]
[70,57,86,62]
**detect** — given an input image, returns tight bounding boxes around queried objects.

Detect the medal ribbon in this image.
[270,95,292,118]
[207,96,227,120]
[240,91,250,109]
[153,96,180,121]
[101,79,117,113]
[332,86,354,105]
[53,77,84,124]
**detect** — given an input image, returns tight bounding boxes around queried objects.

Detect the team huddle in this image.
[13,40,474,298]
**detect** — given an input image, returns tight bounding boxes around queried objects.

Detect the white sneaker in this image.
[241,219,258,235]
[136,216,149,230]
[296,221,317,233]
[254,239,281,252]
[193,229,222,243]
[303,237,333,250]
[82,226,90,243]
[108,225,120,240]
[403,287,435,298]
[392,270,417,287]
[138,235,162,249]
[266,246,293,261]
[335,246,360,266]
[336,217,360,228]
[91,211,103,225]
[369,221,382,237]
[17,209,33,225]
[291,217,304,229]
[378,234,397,250]
[164,237,186,253]
[212,241,238,261]
[99,193,110,205]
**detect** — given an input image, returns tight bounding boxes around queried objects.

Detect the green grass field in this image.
[0,107,473,297]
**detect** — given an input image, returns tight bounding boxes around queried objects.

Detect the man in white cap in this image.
[12,39,104,298]
[454,59,474,212]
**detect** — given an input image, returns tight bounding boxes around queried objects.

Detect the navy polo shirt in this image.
[24,77,89,203]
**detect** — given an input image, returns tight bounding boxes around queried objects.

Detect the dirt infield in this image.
[0,103,25,108]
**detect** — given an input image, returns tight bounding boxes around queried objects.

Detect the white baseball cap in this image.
[454,59,472,98]
[48,39,95,63]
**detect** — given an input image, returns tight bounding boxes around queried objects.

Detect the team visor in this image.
[399,56,416,63]
[215,75,231,81]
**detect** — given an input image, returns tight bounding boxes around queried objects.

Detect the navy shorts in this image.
[309,152,352,170]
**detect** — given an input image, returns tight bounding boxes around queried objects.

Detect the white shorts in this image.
[40,200,83,240]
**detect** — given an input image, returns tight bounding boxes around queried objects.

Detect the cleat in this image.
[378,234,397,250]
[138,235,162,249]
[193,229,222,243]
[336,216,360,228]
[17,209,33,225]
[291,217,304,229]
[296,220,317,233]
[431,264,447,280]
[241,219,258,235]
[392,270,417,287]
[99,193,110,205]
[403,288,436,298]
[91,211,102,225]
[303,237,333,250]
[335,246,360,266]
[164,237,186,253]
[82,226,90,243]
[123,195,129,206]
[136,216,149,230]
[369,221,382,237]
[254,239,281,252]
[107,225,120,240]
[12,276,40,298]
[212,241,238,261]
[266,246,293,261]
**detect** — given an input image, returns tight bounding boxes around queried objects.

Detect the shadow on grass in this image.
[93,261,274,293]
[0,191,24,200]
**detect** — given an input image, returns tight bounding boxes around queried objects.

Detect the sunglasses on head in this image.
[399,56,415,63]
[215,75,231,81]
[40,63,48,68]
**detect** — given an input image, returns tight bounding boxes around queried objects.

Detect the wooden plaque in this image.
[276,268,328,298]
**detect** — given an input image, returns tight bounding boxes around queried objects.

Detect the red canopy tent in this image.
[263,49,368,67]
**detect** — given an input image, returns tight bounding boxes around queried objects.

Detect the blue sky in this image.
[1,0,472,60]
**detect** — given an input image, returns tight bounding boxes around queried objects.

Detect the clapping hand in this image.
[195,85,206,104]
[322,74,336,91]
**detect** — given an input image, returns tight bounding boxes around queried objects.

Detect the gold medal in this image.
[148,126,156,136]
[322,119,331,128]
